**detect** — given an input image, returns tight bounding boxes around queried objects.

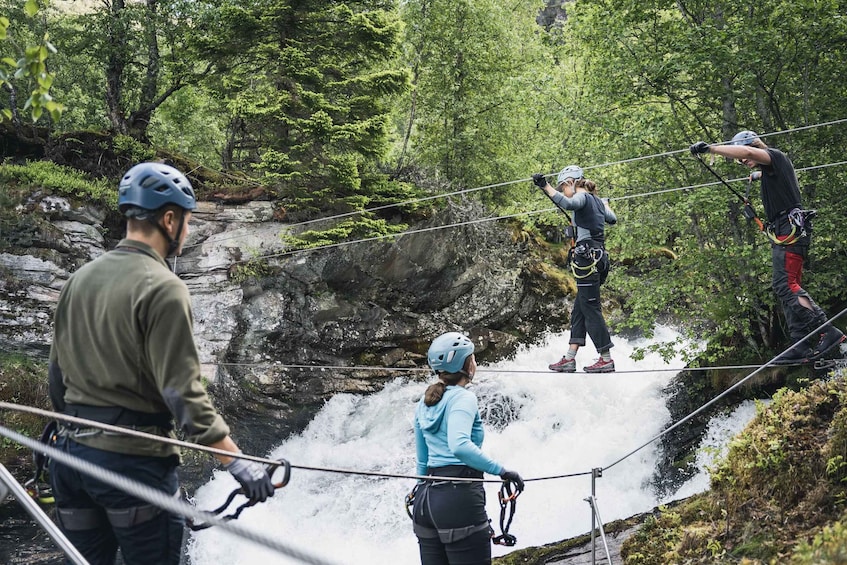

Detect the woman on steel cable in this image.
[533,166,618,373]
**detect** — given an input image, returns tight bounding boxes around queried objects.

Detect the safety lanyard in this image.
[694,155,765,232]
[187,459,291,531]
[26,420,58,504]
[492,480,520,546]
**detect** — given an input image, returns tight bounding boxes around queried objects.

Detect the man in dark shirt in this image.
[49,162,274,564]
[691,132,845,364]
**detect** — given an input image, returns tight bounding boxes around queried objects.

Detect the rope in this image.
[176,157,847,269]
[215,361,785,374]
[180,119,847,254]
[0,424,339,565]
[0,403,499,484]
[184,117,847,249]
[601,306,847,472]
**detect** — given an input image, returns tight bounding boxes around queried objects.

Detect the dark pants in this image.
[413,476,491,565]
[49,435,184,565]
[569,247,613,353]
[771,237,826,345]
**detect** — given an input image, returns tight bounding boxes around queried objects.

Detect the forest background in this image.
[4,1,847,562]
[3,0,847,374]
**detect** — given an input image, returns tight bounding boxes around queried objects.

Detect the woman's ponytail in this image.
[424,381,447,406]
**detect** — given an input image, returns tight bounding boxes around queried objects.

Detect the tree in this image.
[397,0,552,199]
[195,0,413,220]
[0,0,63,125]
[552,0,847,356]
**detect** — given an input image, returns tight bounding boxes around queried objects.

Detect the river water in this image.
[187,326,758,565]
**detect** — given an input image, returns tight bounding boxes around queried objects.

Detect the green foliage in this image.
[0,160,113,206]
[544,0,847,359]
[111,134,156,164]
[791,521,847,564]
[621,507,683,564]
[200,0,412,220]
[283,215,409,250]
[0,353,49,461]
[396,0,552,197]
[229,256,274,284]
[148,85,227,169]
[0,0,63,122]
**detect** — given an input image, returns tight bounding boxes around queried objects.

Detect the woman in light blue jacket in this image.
[412,332,524,565]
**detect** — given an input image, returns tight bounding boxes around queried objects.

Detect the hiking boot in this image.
[584,358,615,373]
[811,327,846,360]
[548,356,576,373]
[772,344,813,366]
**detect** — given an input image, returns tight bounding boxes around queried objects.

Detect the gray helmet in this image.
[427,332,474,374]
[556,165,584,186]
[731,130,759,146]
[118,162,197,216]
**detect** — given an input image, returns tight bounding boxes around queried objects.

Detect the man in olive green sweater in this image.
[48,162,273,565]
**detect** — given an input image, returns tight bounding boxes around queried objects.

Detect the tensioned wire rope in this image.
[2,302,845,488]
[0,314,843,563]
[5,120,845,557]
[180,117,847,254]
[173,158,847,269]
[0,423,340,565]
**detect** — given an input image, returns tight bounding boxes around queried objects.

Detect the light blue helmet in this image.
[556,165,584,186]
[118,162,197,216]
[427,332,474,374]
[731,130,759,146]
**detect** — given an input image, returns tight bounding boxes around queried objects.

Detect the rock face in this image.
[0,195,569,458]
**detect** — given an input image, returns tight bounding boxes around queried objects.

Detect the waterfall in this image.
[187,326,756,564]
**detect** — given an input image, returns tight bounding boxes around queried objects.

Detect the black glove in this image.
[532,173,547,188]
[499,469,525,492]
[689,141,710,155]
[225,456,275,502]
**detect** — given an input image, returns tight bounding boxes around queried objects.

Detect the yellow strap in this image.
[766,224,798,246]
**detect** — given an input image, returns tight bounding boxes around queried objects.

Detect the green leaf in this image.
[24,0,39,17]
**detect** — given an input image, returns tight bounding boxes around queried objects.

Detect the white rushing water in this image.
[187,326,757,565]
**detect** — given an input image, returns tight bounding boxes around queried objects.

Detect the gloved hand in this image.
[749,171,762,181]
[689,141,710,155]
[499,469,525,492]
[225,456,275,502]
[532,173,548,188]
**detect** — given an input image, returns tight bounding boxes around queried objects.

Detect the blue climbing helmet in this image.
[556,165,584,186]
[118,162,197,216]
[427,332,475,374]
[731,130,759,146]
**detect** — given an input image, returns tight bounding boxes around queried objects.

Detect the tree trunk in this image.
[105,0,129,134]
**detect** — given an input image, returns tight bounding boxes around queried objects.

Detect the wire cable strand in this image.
[181,118,847,253]
[0,423,340,565]
[176,158,847,269]
[601,306,847,472]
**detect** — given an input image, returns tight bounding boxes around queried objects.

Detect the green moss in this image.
[0,160,114,208]
[616,375,847,564]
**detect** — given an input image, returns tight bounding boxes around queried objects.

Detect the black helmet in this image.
[118,162,196,216]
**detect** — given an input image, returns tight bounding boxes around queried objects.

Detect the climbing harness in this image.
[406,475,521,547]
[188,458,291,531]
[492,479,520,547]
[695,154,818,248]
[568,242,607,280]
[764,207,816,246]
[693,154,765,232]
[25,420,58,504]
